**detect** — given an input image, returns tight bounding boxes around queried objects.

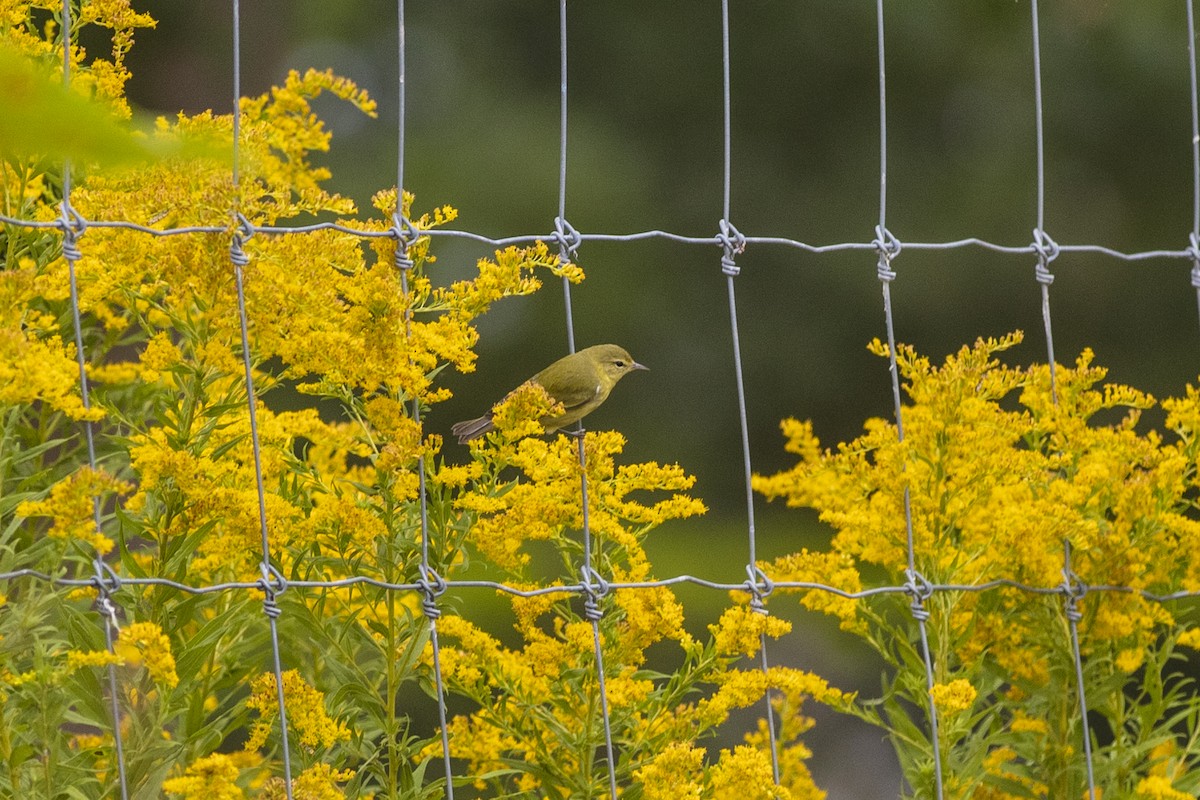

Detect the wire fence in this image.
[5,1,1200,799]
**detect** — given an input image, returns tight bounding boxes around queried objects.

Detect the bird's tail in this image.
[451,415,494,444]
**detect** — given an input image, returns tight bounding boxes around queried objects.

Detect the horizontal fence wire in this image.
[8,568,1200,604]
[1,213,1196,261]
[4,0,1200,798]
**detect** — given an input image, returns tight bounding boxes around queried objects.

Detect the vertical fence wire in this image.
[554,3,619,797]
[1029,0,1059,399]
[1027,2,1097,794]
[1186,0,1200,326]
[394,2,456,797]
[873,0,945,796]
[396,1,460,796]
[716,0,782,784]
[1062,542,1098,798]
[229,1,294,795]
[58,0,130,795]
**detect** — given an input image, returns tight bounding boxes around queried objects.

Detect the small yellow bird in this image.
[451,344,648,444]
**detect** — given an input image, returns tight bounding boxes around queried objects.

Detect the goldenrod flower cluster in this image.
[416,426,846,797]
[756,332,1200,797]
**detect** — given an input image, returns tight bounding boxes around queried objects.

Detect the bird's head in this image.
[588,344,648,388]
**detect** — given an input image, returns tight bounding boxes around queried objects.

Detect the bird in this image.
[451,344,648,444]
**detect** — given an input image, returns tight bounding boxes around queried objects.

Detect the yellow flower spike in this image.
[65,649,124,671]
[1115,648,1146,674]
[603,667,653,708]
[611,583,688,655]
[0,329,105,421]
[290,763,356,800]
[114,621,179,687]
[709,745,791,800]
[1135,775,1193,800]
[1009,710,1048,736]
[430,461,482,489]
[634,742,705,800]
[509,586,572,638]
[422,715,521,791]
[560,620,596,655]
[161,752,249,800]
[929,679,977,717]
[763,550,864,633]
[710,605,792,659]
[1176,628,1200,650]
[490,381,565,443]
[16,466,130,554]
[245,670,349,752]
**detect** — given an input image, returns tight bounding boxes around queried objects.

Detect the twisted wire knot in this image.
[717,219,746,277]
[745,564,775,615]
[230,214,254,268]
[580,566,610,623]
[553,216,582,261]
[91,559,122,632]
[1189,233,1200,289]
[904,568,933,623]
[59,203,88,261]
[1061,568,1088,624]
[417,564,448,621]
[873,225,901,282]
[391,212,420,271]
[258,563,288,620]
[1031,228,1058,285]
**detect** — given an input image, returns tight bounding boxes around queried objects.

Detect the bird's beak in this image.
[633,361,649,372]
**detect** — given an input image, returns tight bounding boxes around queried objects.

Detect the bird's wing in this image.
[540,379,602,412]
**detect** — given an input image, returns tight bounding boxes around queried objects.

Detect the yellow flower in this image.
[140,331,182,377]
[709,745,790,800]
[634,742,705,800]
[162,753,250,800]
[1176,628,1200,650]
[1009,710,1048,736]
[115,621,179,687]
[1115,648,1146,674]
[431,461,481,489]
[929,679,976,717]
[764,550,863,632]
[1135,775,1194,800]
[66,649,123,671]
[490,381,565,442]
[604,668,653,709]
[421,714,521,791]
[16,467,130,554]
[245,670,349,752]
[291,763,356,800]
[69,732,109,752]
[710,605,792,659]
[767,666,852,710]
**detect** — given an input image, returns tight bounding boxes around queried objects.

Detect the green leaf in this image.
[0,46,228,167]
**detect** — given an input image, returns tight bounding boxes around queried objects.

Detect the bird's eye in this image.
[614,360,626,368]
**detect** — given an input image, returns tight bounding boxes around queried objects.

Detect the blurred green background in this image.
[123,1,1199,794]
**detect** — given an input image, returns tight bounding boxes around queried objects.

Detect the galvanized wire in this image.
[874,0,944,795]
[58,0,130,794]
[395,1,456,795]
[8,565,1200,604]
[1028,1,1095,793]
[1188,0,1200,329]
[229,0,295,794]
[553,2,620,796]
[718,0,782,783]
